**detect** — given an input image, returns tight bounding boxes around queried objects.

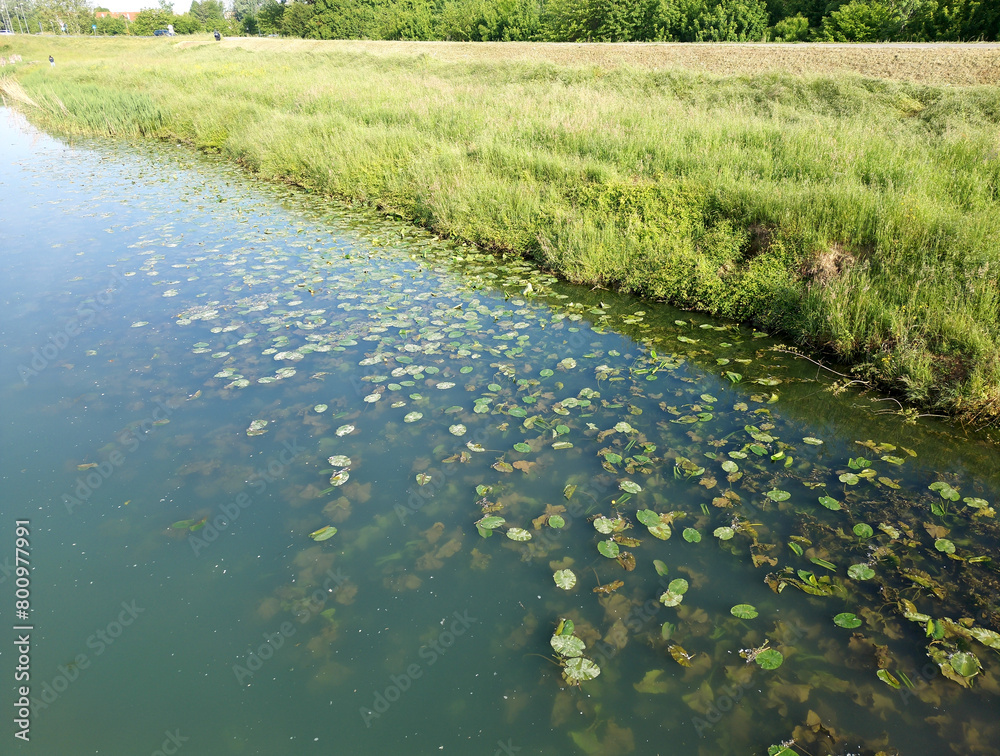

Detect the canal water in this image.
[1,107,998,756]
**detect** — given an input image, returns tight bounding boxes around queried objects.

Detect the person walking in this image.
[49,55,54,67]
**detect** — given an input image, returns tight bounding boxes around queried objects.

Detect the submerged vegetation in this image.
[3,39,1000,424]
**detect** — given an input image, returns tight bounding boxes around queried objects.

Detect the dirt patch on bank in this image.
[219,39,1000,86]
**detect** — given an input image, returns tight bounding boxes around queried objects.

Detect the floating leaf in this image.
[877,669,901,689]
[553,569,577,590]
[477,516,505,530]
[335,424,355,436]
[562,657,600,684]
[818,496,842,511]
[648,523,672,540]
[449,424,467,436]
[766,490,791,502]
[550,634,585,657]
[755,649,783,670]
[329,470,350,486]
[802,437,824,445]
[834,612,862,629]
[513,442,531,453]
[246,419,269,436]
[327,455,351,468]
[811,557,836,571]
[934,538,956,554]
[506,527,532,542]
[682,528,701,543]
[548,515,566,529]
[950,651,980,678]
[721,460,739,473]
[597,539,620,558]
[637,509,660,527]
[619,480,642,494]
[839,473,859,485]
[309,526,338,541]
[853,523,874,539]
[713,526,735,540]
[652,559,669,577]
[415,473,432,486]
[731,604,758,619]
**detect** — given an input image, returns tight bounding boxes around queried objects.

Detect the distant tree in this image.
[905,0,998,40]
[257,0,285,33]
[97,13,128,33]
[190,0,227,23]
[770,10,809,36]
[380,0,435,38]
[233,0,263,19]
[642,0,768,41]
[132,6,173,34]
[307,0,379,37]
[281,0,315,36]
[815,0,892,40]
[173,11,204,31]
[437,0,540,41]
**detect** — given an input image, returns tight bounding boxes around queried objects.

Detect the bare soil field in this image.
[210,38,1000,86]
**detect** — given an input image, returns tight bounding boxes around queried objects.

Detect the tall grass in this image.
[4,37,1000,422]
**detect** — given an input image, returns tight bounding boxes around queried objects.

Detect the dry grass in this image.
[212,38,1000,86]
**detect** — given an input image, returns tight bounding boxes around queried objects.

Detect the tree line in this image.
[3,0,996,41]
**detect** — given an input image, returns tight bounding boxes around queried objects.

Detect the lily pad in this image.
[731,604,758,619]
[834,612,862,629]
[548,515,566,529]
[682,528,701,543]
[713,526,735,540]
[755,649,783,670]
[553,569,577,590]
[562,657,600,684]
[934,538,956,553]
[619,480,642,494]
[309,526,338,541]
[550,634,585,657]
[818,496,842,511]
[506,527,532,542]
[597,539,620,558]
[327,455,351,467]
[637,509,660,527]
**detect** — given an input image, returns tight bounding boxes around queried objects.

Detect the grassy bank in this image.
[3,37,1000,424]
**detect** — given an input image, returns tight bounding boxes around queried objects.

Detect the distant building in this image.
[95,11,141,21]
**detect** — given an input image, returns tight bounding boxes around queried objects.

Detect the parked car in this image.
[154,28,175,36]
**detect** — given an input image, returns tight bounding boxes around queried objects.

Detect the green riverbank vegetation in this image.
[2,37,999,424]
[7,0,997,42]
